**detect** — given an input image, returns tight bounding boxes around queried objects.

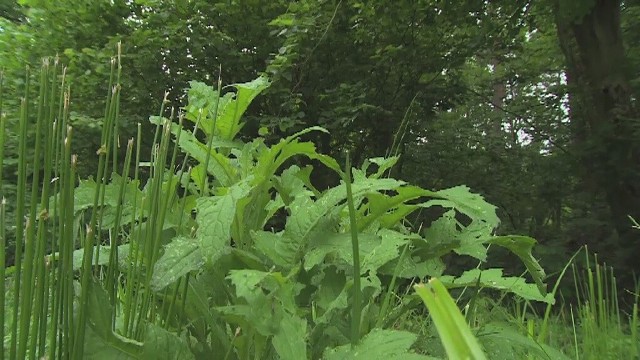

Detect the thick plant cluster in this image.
[1,59,552,359]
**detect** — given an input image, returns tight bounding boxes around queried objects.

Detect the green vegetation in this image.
[0,0,638,359]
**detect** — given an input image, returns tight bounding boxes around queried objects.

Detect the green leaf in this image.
[423,185,500,229]
[361,156,400,178]
[414,278,488,360]
[151,236,204,291]
[46,244,129,271]
[83,280,143,359]
[487,235,547,295]
[360,185,436,230]
[226,269,272,303]
[304,229,409,273]
[312,266,349,324]
[214,76,270,141]
[313,271,382,327]
[439,269,554,303]
[141,323,196,360]
[454,217,492,261]
[479,322,570,360]
[272,314,308,360]
[252,230,299,268]
[86,279,115,339]
[378,255,445,279]
[196,179,253,265]
[83,326,142,360]
[323,328,429,360]
[49,174,144,224]
[255,126,342,181]
[150,119,237,186]
[287,176,404,243]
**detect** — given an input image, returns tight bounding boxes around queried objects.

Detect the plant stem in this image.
[344,151,361,345]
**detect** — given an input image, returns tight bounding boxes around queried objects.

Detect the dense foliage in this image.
[0,0,638,359]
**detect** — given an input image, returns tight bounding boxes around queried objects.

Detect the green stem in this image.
[344,151,361,345]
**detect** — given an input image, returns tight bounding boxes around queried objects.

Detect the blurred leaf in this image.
[414,278,487,360]
[323,328,430,360]
[141,323,196,360]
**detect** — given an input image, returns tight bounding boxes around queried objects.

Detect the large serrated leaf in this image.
[255,126,341,181]
[323,328,430,360]
[286,176,405,243]
[378,254,445,279]
[439,268,553,303]
[362,156,400,178]
[304,229,409,273]
[423,185,500,229]
[45,244,129,271]
[196,180,252,265]
[151,236,204,291]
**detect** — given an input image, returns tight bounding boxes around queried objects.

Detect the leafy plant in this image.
[1,53,553,359]
[147,74,552,359]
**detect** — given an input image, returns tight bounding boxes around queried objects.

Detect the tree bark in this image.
[553,0,640,275]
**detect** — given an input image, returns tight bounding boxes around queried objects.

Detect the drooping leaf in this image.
[454,218,492,261]
[286,176,405,245]
[313,270,382,326]
[255,126,342,181]
[378,254,445,279]
[86,278,115,339]
[323,328,430,360]
[46,244,130,271]
[439,269,554,303]
[487,235,547,295]
[312,265,349,324]
[423,185,500,229]
[151,236,204,291]
[48,174,144,225]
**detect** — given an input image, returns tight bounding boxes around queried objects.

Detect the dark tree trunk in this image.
[553,0,640,278]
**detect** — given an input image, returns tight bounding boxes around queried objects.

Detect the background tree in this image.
[551,0,640,281]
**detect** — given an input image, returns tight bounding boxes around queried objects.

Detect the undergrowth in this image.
[0,50,637,359]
